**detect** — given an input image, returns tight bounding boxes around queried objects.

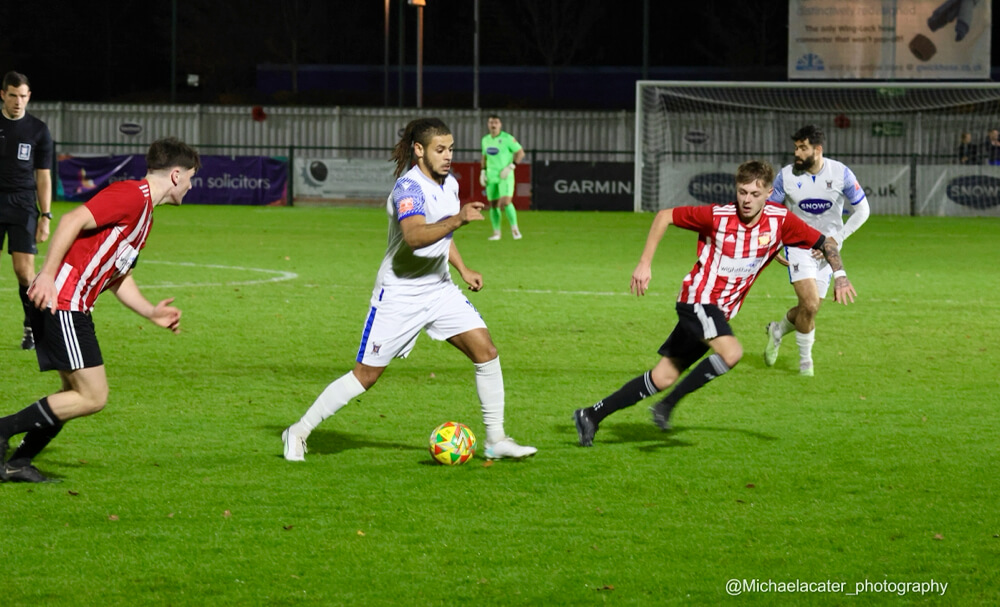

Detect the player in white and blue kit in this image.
[283,118,536,462]
[764,125,870,376]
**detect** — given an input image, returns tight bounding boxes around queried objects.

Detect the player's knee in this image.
[801,298,821,318]
[80,389,109,416]
[721,346,743,369]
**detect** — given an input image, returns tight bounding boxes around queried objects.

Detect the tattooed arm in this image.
[815,236,856,305]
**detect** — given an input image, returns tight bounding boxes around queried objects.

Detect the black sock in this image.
[8,424,63,467]
[657,354,731,409]
[590,371,660,424]
[0,397,60,439]
[18,284,31,327]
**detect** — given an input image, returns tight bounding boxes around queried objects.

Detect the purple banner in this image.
[58,154,288,206]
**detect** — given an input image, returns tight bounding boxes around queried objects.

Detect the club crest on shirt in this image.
[17,143,31,161]
[826,180,833,189]
[757,233,772,247]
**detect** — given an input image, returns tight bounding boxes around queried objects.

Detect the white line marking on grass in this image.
[140,260,298,288]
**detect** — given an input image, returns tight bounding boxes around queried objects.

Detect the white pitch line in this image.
[135,260,298,288]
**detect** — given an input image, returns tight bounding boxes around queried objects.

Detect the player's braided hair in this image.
[735,160,775,189]
[391,118,451,178]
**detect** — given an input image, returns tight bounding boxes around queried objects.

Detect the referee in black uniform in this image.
[0,71,53,350]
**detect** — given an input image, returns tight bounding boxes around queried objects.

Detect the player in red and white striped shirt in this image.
[0,137,199,483]
[574,160,856,447]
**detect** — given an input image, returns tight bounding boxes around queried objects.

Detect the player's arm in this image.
[109,274,181,333]
[27,204,98,313]
[832,197,870,246]
[500,142,524,180]
[631,208,676,296]
[813,235,856,305]
[448,240,483,292]
[35,168,53,243]
[399,202,485,250]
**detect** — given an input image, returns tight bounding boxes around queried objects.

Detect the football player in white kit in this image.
[764,125,870,376]
[283,118,536,462]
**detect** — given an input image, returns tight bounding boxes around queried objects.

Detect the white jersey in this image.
[373,165,460,294]
[769,158,867,238]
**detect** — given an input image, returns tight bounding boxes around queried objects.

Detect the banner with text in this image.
[788,0,991,80]
[294,158,395,203]
[915,165,1000,216]
[533,161,633,211]
[657,162,911,215]
[58,154,287,205]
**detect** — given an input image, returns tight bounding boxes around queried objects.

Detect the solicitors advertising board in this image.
[58,154,288,205]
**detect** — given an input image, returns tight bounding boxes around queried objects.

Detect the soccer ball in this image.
[429,421,477,465]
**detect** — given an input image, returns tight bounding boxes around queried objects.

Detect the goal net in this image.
[635,81,1000,216]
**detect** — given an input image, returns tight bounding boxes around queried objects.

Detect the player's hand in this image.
[150,297,182,333]
[832,277,856,305]
[479,169,487,187]
[461,269,484,292]
[630,263,652,296]
[36,218,51,243]
[459,201,485,224]
[499,163,515,180]
[775,252,790,267]
[27,274,59,315]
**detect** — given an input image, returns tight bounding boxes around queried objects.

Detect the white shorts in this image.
[355,281,487,367]
[785,246,833,298]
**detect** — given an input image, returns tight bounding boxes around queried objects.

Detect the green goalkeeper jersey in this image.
[481,131,522,178]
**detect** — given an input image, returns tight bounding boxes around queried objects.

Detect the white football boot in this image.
[282,427,307,462]
[484,437,537,460]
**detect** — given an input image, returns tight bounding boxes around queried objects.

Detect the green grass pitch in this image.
[2,203,998,605]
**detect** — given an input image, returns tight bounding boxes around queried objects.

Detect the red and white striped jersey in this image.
[54,180,154,313]
[672,203,822,320]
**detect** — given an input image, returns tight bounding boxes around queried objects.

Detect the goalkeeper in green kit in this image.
[480,115,525,240]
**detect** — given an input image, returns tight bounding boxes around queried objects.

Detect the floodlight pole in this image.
[384,0,391,106]
[416,3,424,108]
[473,0,480,109]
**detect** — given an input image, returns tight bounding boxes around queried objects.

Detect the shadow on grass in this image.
[266,426,423,457]
[561,421,778,450]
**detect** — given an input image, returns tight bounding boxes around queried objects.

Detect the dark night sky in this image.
[0,0,997,108]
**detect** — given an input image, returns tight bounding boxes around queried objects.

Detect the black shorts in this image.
[657,302,734,373]
[28,308,104,372]
[0,191,39,254]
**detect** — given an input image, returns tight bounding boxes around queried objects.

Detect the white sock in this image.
[292,371,366,437]
[778,317,795,338]
[796,330,815,366]
[474,357,506,444]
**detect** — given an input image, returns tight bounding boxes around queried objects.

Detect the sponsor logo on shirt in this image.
[798,198,834,215]
[716,255,765,278]
[486,146,500,156]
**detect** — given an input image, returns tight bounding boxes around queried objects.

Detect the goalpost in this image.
[634,81,1000,216]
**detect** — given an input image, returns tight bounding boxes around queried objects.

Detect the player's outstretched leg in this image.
[474,357,537,460]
